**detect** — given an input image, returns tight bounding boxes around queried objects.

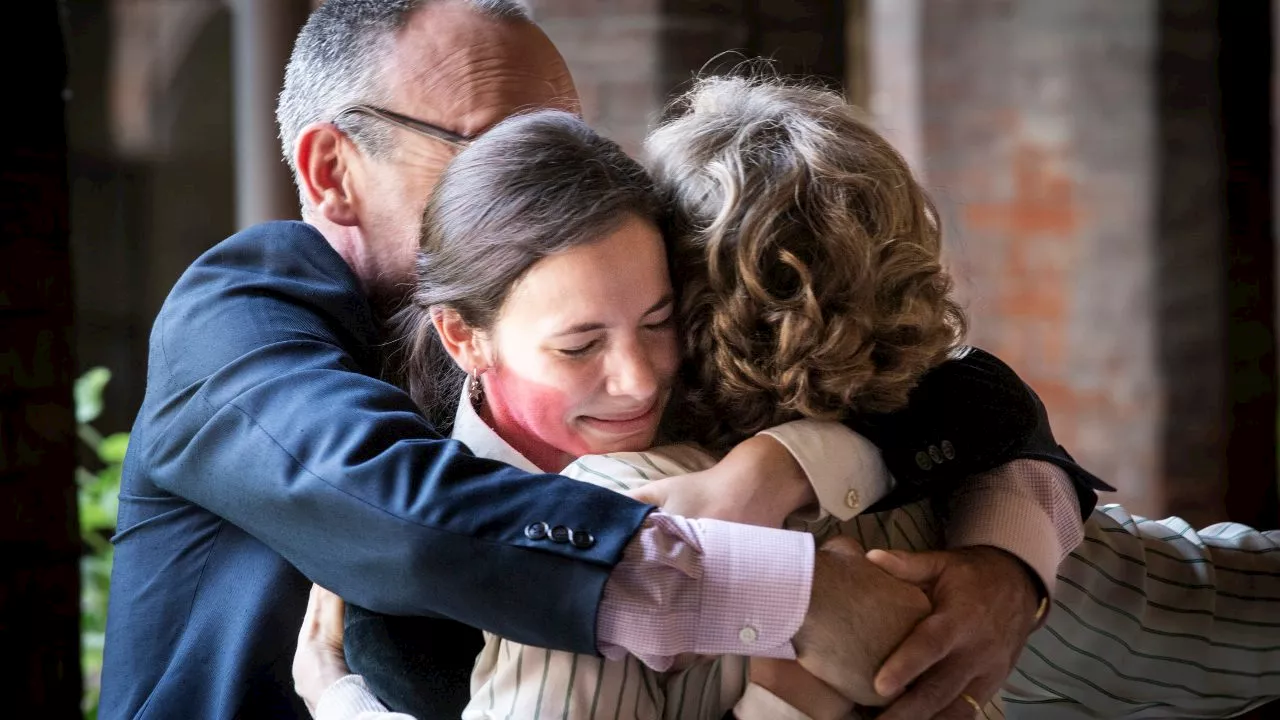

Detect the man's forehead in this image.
[384,3,578,134]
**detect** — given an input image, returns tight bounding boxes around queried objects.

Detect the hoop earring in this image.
[469,367,485,408]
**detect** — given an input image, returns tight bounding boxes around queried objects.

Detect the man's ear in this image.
[431,308,489,372]
[294,122,359,227]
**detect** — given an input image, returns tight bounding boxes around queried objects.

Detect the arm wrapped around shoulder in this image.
[849,347,1112,516]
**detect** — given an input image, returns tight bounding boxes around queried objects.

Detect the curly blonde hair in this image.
[645,75,966,449]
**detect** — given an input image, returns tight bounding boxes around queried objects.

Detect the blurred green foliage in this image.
[75,367,127,719]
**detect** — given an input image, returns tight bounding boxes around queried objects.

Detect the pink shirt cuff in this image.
[596,512,814,670]
[946,459,1083,598]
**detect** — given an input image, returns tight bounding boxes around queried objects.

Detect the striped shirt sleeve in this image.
[1002,505,1280,718]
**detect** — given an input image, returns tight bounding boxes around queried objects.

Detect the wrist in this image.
[750,658,854,720]
[298,655,352,711]
[738,435,816,521]
[971,545,1043,619]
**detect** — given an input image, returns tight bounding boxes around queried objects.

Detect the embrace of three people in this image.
[98,2,1280,719]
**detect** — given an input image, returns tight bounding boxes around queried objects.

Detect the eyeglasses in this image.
[333,104,472,150]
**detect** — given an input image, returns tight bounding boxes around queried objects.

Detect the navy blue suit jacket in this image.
[100,222,653,719]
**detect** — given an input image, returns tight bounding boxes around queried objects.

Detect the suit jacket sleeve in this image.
[848,347,1113,517]
[132,222,651,654]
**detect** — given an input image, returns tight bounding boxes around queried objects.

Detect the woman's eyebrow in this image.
[552,321,606,337]
[550,294,674,337]
[644,293,675,316]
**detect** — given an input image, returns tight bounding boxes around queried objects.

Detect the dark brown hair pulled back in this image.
[386,110,663,431]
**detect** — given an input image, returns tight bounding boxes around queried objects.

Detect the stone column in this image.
[867,0,925,179]
[229,0,309,228]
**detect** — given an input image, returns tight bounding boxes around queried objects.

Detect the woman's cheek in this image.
[484,366,595,458]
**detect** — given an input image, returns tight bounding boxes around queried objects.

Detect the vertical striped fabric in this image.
[464,447,968,719]
[464,448,752,720]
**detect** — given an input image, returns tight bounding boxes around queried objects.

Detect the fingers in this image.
[819,534,867,557]
[875,657,975,720]
[313,585,346,646]
[936,692,986,720]
[300,584,322,638]
[932,679,999,720]
[866,548,949,586]
[300,584,346,651]
[625,484,663,505]
[874,612,959,697]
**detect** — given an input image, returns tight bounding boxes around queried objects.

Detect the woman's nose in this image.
[606,344,660,400]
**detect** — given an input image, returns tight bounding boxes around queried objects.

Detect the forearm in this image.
[145,340,649,652]
[739,660,853,720]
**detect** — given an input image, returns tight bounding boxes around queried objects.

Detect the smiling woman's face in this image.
[474,214,678,472]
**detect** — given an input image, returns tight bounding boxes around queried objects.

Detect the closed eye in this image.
[643,299,675,330]
[558,339,600,358]
[644,315,675,330]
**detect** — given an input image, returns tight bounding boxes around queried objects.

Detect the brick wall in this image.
[917,0,1168,516]
[903,0,1275,525]
[1,1,83,713]
[531,0,843,153]
[533,0,670,153]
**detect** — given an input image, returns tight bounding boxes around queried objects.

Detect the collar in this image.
[451,376,542,474]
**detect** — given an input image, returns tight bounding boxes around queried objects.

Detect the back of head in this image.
[645,75,965,448]
[276,0,530,175]
[390,110,662,427]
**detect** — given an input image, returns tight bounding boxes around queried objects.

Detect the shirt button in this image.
[928,445,944,464]
[524,522,549,541]
[941,440,956,460]
[915,451,933,470]
[844,489,861,512]
[738,626,758,645]
[550,525,572,543]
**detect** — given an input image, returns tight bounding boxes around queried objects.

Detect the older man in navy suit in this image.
[99,2,1105,719]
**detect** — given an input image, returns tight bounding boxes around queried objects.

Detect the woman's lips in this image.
[579,401,661,435]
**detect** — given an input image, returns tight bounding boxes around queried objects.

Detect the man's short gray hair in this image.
[276,0,530,177]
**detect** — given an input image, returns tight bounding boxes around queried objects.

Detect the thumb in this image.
[312,585,346,649]
[865,548,949,586]
[626,480,666,507]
